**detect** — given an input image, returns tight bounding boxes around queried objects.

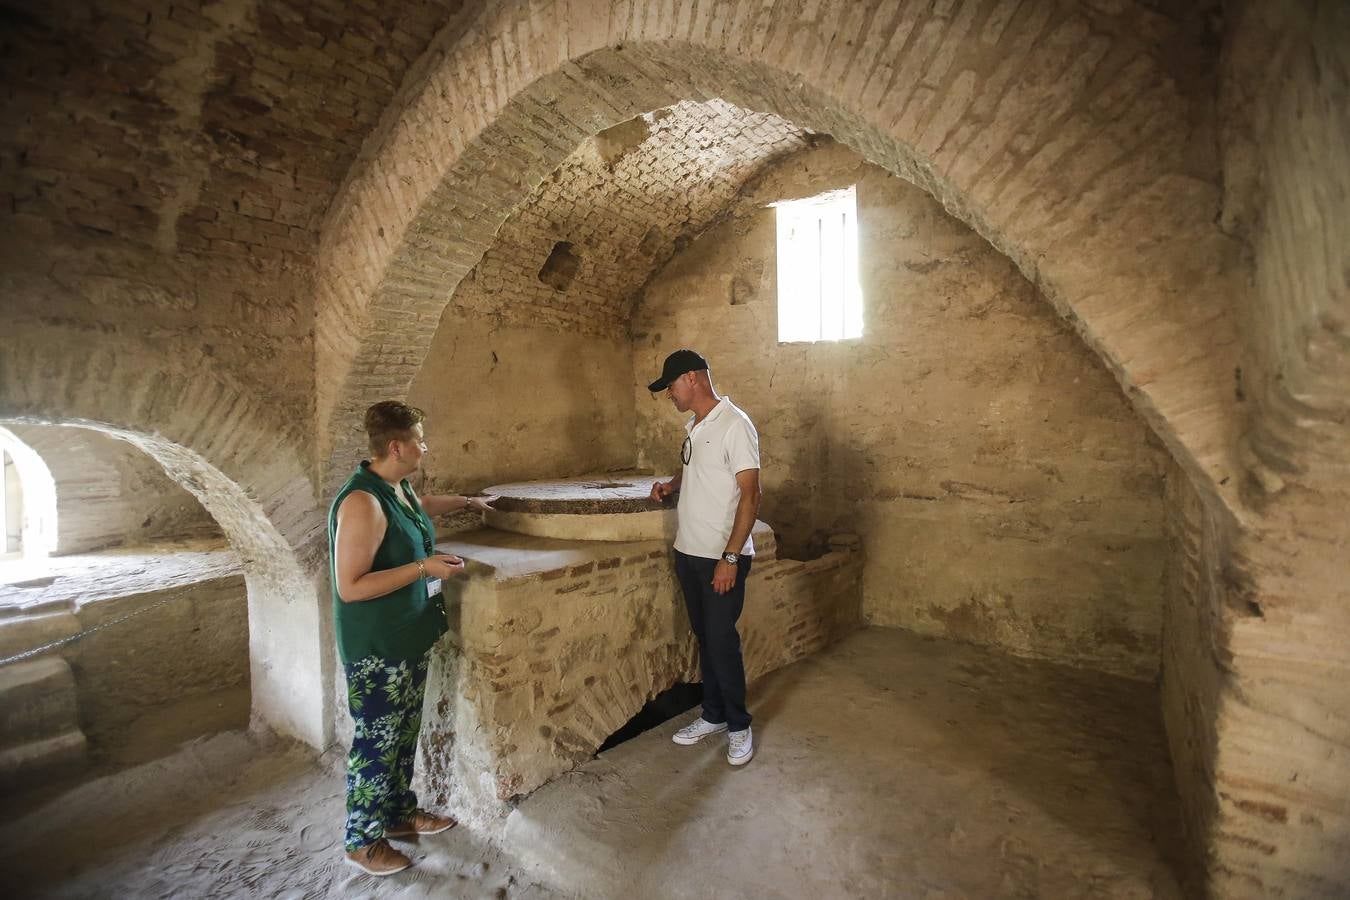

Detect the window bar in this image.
[840,210,847,339]
[817,214,824,342]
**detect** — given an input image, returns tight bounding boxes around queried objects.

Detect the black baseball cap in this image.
[647,349,708,392]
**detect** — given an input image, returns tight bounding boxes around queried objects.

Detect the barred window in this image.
[774,186,863,342]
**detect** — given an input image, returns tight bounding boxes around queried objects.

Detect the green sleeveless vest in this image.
[328,461,448,664]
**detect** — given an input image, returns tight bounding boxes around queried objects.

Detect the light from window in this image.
[0,427,57,569]
[774,186,863,342]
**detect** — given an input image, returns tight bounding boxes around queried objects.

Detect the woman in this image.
[329,400,493,876]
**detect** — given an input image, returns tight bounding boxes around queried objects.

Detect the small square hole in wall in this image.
[538,241,580,292]
[773,185,863,342]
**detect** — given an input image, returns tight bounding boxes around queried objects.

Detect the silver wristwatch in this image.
[722,552,739,565]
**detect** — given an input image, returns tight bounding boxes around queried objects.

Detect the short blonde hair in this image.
[364,400,425,457]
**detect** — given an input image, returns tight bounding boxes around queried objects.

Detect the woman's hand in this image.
[423,553,466,579]
[465,495,497,513]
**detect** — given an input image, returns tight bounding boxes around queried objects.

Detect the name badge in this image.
[426,578,443,599]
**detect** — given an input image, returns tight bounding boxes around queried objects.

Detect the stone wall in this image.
[409,314,636,495]
[433,100,808,339]
[634,142,1169,681]
[407,100,813,498]
[0,564,249,786]
[68,576,249,739]
[1198,3,1350,895]
[1160,458,1227,889]
[316,0,1246,522]
[10,425,220,555]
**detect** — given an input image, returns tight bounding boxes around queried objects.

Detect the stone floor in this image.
[0,628,1187,899]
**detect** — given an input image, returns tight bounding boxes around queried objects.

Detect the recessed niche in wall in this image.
[598,682,704,753]
[538,241,580,292]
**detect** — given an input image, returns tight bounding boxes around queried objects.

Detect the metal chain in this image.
[0,593,181,667]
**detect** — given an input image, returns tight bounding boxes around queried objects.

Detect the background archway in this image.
[0,337,334,747]
[0,427,58,562]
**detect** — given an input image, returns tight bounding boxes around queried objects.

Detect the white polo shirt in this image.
[674,397,761,560]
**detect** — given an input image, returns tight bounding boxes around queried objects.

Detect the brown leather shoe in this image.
[343,839,412,876]
[385,809,457,838]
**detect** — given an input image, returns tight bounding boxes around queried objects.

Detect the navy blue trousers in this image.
[674,550,753,732]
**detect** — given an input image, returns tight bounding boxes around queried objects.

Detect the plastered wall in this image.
[634,143,1170,681]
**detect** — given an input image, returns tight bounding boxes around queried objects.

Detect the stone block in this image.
[0,612,80,661]
[0,657,81,750]
[0,729,88,790]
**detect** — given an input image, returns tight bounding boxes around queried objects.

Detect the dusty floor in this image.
[0,628,1186,899]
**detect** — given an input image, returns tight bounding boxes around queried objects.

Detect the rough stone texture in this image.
[505,628,1186,898]
[0,0,468,748]
[483,474,666,514]
[1193,4,1350,895]
[0,630,1186,899]
[408,317,637,497]
[482,508,676,543]
[8,425,220,555]
[67,575,250,741]
[316,0,1244,519]
[1,1,1346,892]
[0,728,88,791]
[634,142,1169,681]
[0,538,241,615]
[479,475,678,542]
[1161,456,1227,889]
[406,522,861,817]
[443,99,807,338]
[0,656,86,787]
[0,541,248,791]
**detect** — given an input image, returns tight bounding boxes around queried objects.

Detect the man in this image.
[329,400,494,876]
[648,350,762,766]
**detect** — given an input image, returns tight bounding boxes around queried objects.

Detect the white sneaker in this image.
[727,727,754,765]
[672,717,728,745]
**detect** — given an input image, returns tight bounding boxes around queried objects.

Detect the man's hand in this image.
[650,480,676,502]
[712,559,737,594]
[423,553,466,579]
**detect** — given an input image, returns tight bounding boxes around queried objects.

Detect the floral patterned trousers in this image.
[342,653,430,851]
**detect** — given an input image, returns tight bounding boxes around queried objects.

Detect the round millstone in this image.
[480,474,677,541]
[482,474,674,515]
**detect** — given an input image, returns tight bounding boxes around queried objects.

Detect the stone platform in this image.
[0,540,247,790]
[482,474,676,542]
[401,501,863,821]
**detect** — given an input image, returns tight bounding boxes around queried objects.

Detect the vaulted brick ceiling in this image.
[2,0,467,255]
[443,99,811,337]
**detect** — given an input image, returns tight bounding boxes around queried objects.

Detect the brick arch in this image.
[317,0,1244,513]
[0,335,334,747]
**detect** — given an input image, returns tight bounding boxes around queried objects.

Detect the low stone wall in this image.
[411,523,862,819]
[67,577,249,738]
[0,558,249,783]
